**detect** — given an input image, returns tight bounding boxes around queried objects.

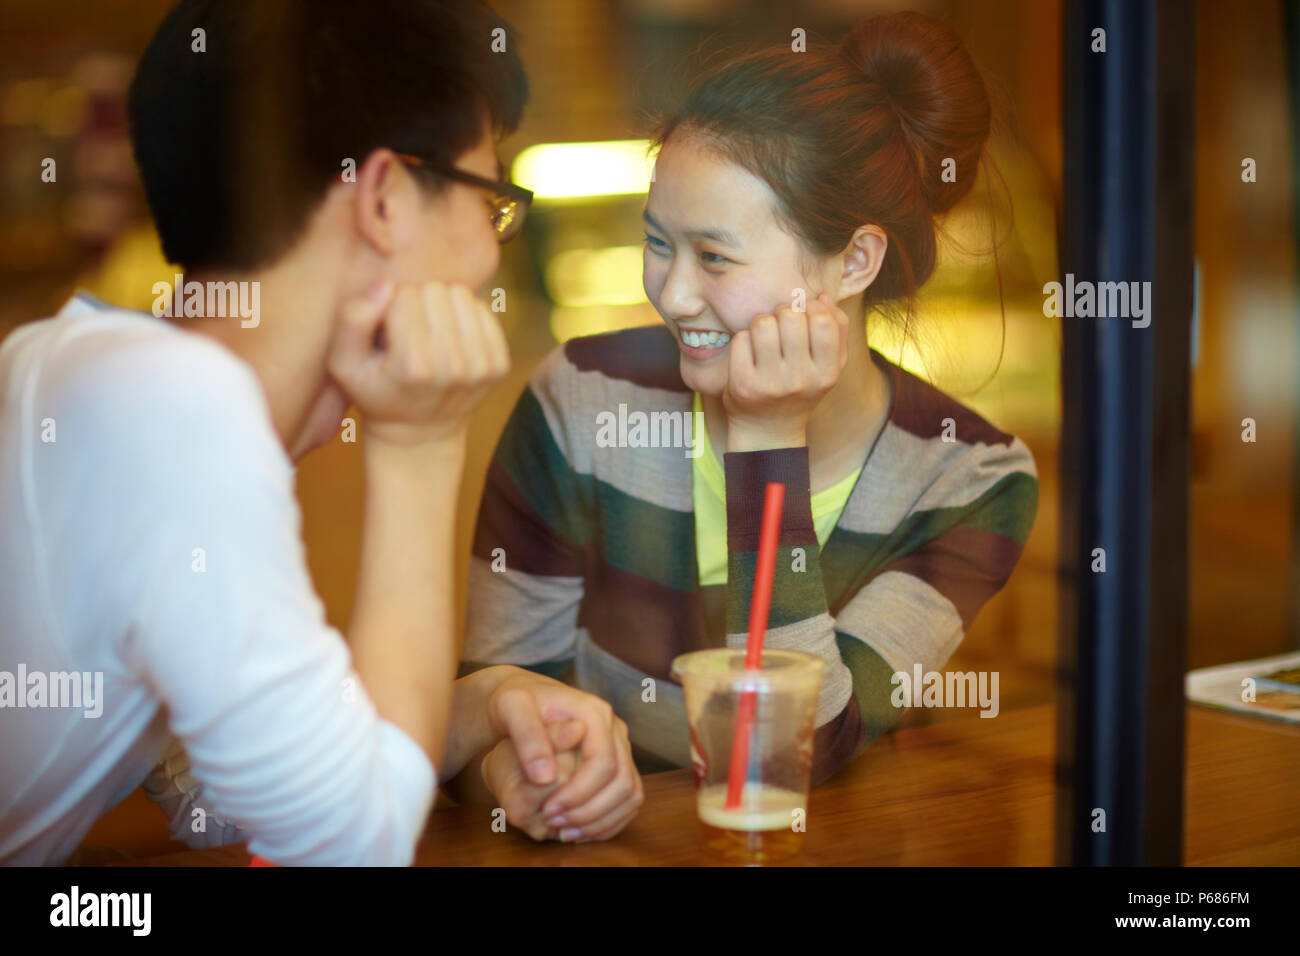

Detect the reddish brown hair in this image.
[650,11,1002,338]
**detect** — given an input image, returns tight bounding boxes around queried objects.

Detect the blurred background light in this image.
[512,139,656,200]
[545,244,648,306]
[549,303,660,343]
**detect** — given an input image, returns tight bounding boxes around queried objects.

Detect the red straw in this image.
[724,481,785,809]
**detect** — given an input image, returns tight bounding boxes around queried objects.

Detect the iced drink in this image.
[696,782,806,862]
[671,648,826,864]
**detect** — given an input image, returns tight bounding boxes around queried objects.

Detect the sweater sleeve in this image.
[723,439,1038,786]
[461,346,594,680]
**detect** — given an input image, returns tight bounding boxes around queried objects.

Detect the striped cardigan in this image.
[462,325,1038,784]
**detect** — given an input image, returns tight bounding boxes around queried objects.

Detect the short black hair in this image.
[127,0,528,271]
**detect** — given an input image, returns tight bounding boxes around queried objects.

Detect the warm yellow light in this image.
[545,245,647,307]
[512,140,656,200]
[549,304,661,343]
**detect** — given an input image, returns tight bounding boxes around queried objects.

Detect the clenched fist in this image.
[482,719,586,842]
[328,279,510,448]
[482,672,644,843]
[723,292,850,452]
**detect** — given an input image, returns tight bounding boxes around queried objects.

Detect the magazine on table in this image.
[1186,652,1300,724]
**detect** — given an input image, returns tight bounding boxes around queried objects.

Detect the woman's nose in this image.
[657,257,703,319]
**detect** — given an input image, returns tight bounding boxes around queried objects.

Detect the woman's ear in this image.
[837,224,888,300]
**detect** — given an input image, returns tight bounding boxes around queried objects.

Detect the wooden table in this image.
[118,704,1300,866]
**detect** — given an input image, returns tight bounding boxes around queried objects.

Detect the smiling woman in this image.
[461,10,1038,785]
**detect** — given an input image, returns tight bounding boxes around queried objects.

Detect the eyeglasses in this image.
[394,152,533,243]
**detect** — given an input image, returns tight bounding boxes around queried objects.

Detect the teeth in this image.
[683,330,731,348]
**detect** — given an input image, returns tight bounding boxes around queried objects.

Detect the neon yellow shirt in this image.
[691,392,864,586]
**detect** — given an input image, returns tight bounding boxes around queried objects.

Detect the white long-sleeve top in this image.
[0,294,435,865]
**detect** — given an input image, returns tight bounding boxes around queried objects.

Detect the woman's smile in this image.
[676,325,732,360]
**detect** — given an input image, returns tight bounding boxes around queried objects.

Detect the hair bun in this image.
[838,11,991,215]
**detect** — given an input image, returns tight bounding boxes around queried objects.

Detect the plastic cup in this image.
[670,648,827,863]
